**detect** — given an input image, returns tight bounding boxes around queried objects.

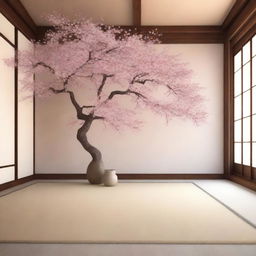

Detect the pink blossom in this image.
[5,15,207,130]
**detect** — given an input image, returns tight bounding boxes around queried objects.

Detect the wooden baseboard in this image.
[0,175,34,192]
[34,174,86,179]
[229,175,256,191]
[34,173,224,180]
[118,173,224,179]
[0,173,224,192]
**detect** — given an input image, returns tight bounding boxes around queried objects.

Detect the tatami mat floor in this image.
[0,179,256,256]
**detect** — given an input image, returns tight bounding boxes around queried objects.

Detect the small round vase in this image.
[103,169,118,187]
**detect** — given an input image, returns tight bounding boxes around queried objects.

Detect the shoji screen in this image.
[17,31,34,178]
[0,14,15,184]
[233,34,256,180]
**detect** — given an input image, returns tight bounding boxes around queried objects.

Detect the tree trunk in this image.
[77,116,104,184]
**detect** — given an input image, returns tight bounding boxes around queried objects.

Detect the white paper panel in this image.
[234,143,241,164]
[234,51,241,72]
[234,70,241,96]
[18,31,34,178]
[234,95,241,120]
[0,166,15,184]
[253,143,256,167]
[234,120,241,142]
[0,13,14,43]
[242,42,251,65]
[253,35,256,57]
[252,57,256,86]
[243,90,251,117]
[253,87,256,114]
[243,143,250,166]
[243,62,251,92]
[243,117,250,142]
[0,37,15,166]
[253,115,256,142]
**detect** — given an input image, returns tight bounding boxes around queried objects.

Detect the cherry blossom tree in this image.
[13,16,207,184]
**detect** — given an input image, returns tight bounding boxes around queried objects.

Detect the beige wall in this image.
[35,44,224,174]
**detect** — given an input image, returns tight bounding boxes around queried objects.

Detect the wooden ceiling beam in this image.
[222,0,249,30]
[37,25,224,44]
[1,0,225,44]
[226,0,256,41]
[132,0,141,26]
[0,0,36,39]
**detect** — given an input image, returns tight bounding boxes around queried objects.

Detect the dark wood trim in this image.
[0,173,224,192]
[34,173,224,180]
[33,74,36,175]
[241,45,244,176]
[224,0,256,186]
[232,22,256,54]
[132,0,141,26]
[0,175,34,192]
[0,164,15,169]
[14,27,18,180]
[37,25,224,44]
[230,174,256,191]
[224,38,232,178]
[5,0,37,33]
[0,32,15,47]
[34,174,87,180]
[222,0,249,30]
[0,0,36,39]
[119,174,224,179]
[250,39,253,180]
[226,0,256,41]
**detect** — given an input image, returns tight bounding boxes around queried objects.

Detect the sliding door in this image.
[0,13,15,184]
[0,13,34,184]
[233,34,256,180]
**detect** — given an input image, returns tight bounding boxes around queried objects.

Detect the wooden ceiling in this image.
[0,0,254,44]
[19,0,236,26]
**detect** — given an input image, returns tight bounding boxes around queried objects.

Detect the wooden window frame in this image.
[224,0,256,190]
[232,35,256,181]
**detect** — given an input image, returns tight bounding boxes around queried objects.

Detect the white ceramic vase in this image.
[103,169,118,186]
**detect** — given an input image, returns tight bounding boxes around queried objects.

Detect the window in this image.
[233,34,256,179]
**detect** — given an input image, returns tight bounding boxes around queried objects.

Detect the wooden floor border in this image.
[229,175,256,192]
[34,173,224,180]
[3,173,256,192]
[0,175,34,192]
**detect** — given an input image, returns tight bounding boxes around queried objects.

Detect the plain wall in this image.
[35,44,224,174]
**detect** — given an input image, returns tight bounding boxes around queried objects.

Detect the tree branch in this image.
[134,78,155,84]
[63,51,93,86]
[97,74,114,98]
[107,89,147,100]
[105,47,119,54]
[49,87,66,94]
[82,105,95,109]
[93,116,105,120]
[131,73,149,84]
[166,85,177,95]
[49,87,88,120]
[34,62,55,74]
